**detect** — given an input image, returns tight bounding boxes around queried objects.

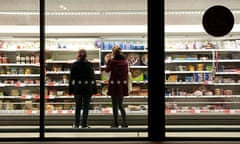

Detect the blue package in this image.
[101,41,105,50]
[204,73,209,80]
[130,43,135,50]
[104,42,109,50]
[108,42,113,50]
[193,73,199,82]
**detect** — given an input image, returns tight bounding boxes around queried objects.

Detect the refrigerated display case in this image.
[0,38,40,125]
[44,37,148,126]
[165,34,240,125]
[165,0,240,126]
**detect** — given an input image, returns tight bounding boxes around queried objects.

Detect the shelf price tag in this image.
[235,109,240,113]
[236,69,240,74]
[165,109,171,114]
[57,110,62,114]
[203,81,208,85]
[200,110,210,113]
[25,110,32,114]
[224,109,230,114]
[21,95,32,99]
[34,95,40,99]
[48,82,54,86]
[47,110,52,114]
[67,110,73,114]
[190,109,195,114]
[15,82,21,87]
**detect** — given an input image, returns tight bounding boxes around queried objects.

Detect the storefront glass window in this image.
[165,0,240,138]
[45,0,148,138]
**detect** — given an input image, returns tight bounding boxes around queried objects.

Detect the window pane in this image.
[45,0,148,138]
[0,0,39,138]
[165,0,240,138]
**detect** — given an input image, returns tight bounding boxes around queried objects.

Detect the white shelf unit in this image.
[165,38,240,115]
[44,37,148,116]
[0,38,40,113]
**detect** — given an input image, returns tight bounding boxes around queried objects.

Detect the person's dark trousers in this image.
[111,96,127,127]
[74,94,92,127]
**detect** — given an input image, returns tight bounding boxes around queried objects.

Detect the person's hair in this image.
[77,49,87,60]
[112,45,122,56]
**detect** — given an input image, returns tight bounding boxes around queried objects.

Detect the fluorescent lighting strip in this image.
[0,10,146,16]
[0,25,147,34]
[166,10,240,15]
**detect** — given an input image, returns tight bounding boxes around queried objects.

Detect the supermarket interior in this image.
[2,0,240,142]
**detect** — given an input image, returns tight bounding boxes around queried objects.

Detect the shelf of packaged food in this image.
[46,70,101,75]
[0,83,39,87]
[167,101,240,104]
[165,95,240,98]
[101,50,148,52]
[45,83,101,87]
[166,82,240,85]
[45,60,75,64]
[45,59,100,64]
[0,64,39,67]
[45,48,99,52]
[165,82,211,85]
[0,95,38,99]
[165,49,214,52]
[0,74,39,77]
[165,60,213,63]
[214,49,240,52]
[217,60,240,62]
[0,48,39,52]
[215,72,240,75]
[93,96,148,99]
[0,95,147,100]
[48,95,147,99]
[94,102,147,105]
[166,109,240,115]
[100,80,148,84]
[0,110,147,115]
[165,70,211,74]
[165,48,240,52]
[101,65,147,69]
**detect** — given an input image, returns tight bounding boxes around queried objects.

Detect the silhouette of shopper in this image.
[69,49,97,128]
[105,46,129,128]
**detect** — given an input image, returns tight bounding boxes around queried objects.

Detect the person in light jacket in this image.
[69,49,97,128]
[105,45,129,128]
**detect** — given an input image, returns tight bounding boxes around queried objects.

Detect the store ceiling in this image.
[0,0,147,25]
[165,0,240,25]
[1,0,240,27]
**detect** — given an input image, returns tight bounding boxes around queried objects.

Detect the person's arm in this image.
[105,59,112,72]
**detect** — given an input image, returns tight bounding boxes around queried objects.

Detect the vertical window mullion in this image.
[40,0,45,140]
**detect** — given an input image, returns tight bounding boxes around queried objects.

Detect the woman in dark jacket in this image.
[105,46,129,128]
[69,49,97,128]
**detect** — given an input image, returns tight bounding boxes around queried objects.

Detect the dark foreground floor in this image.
[0,141,240,144]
